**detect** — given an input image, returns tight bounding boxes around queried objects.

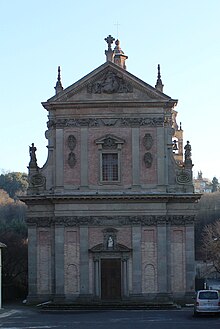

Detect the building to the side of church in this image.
[21,36,201,305]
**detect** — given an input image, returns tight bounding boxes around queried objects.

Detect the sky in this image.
[0,0,219,181]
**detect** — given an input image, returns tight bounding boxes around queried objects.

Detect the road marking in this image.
[0,310,20,318]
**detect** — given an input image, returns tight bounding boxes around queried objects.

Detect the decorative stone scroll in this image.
[144,152,153,168]
[87,70,133,94]
[68,152,76,168]
[143,133,153,150]
[29,173,46,187]
[176,169,191,184]
[26,215,195,227]
[26,217,53,227]
[47,117,164,129]
[67,135,76,168]
[67,135,76,151]
[102,137,117,149]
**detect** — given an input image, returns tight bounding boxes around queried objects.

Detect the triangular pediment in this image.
[95,134,125,145]
[89,243,131,253]
[45,62,176,105]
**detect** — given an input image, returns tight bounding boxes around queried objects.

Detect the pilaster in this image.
[157,127,166,187]
[185,225,195,292]
[80,128,88,187]
[132,128,140,186]
[80,227,89,294]
[157,224,168,292]
[55,129,64,188]
[54,224,65,300]
[132,226,142,293]
[27,226,37,297]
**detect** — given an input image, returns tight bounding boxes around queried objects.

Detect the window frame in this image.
[95,134,124,185]
[100,151,121,183]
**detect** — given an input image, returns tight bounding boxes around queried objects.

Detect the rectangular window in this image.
[102,153,118,181]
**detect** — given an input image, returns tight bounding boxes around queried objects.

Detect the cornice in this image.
[47,116,165,129]
[20,192,201,205]
[42,100,177,111]
[26,214,196,227]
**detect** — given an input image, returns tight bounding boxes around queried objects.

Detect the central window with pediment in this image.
[102,153,118,181]
[95,134,125,184]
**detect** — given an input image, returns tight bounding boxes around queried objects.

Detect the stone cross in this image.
[105,35,115,50]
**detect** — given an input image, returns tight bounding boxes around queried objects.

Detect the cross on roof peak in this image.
[105,35,115,50]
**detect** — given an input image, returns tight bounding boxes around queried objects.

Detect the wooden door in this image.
[101,258,121,300]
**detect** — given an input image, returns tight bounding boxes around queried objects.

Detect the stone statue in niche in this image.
[107,236,114,248]
[144,152,153,168]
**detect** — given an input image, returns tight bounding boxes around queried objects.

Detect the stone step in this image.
[38,302,179,311]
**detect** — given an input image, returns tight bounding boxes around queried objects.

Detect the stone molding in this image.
[47,117,164,129]
[26,215,195,227]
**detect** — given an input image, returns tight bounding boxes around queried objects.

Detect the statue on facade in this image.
[107,236,114,248]
[184,141,191,160]
[29,143,38,167]
[184,141,193,169]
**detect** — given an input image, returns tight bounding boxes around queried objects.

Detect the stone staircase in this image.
[38,300,180,311]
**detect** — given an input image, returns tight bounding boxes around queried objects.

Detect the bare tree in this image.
[201,220,220,273]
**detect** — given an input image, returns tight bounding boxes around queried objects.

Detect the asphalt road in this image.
[1,306,220,329]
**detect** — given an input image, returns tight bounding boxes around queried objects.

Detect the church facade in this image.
[21,36,200,305]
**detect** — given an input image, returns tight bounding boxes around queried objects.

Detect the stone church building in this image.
[21,36,200,305]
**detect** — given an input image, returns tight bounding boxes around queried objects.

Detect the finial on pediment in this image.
[54,66,63,95]
[113,39,128,70]
[155,64,164,92]
[105,35,115,62]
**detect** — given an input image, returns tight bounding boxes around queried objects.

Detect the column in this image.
[55,129,64,188]
[94,257,100,297]
[54,225,65,299]
[132,226,142,294]
[80,128,88,187]
[132,128,140,186]
[27,225,37,298]
[122,257,129,297]
[166,224,172,292]
[157,224,168,292]
[80,227,89,295]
